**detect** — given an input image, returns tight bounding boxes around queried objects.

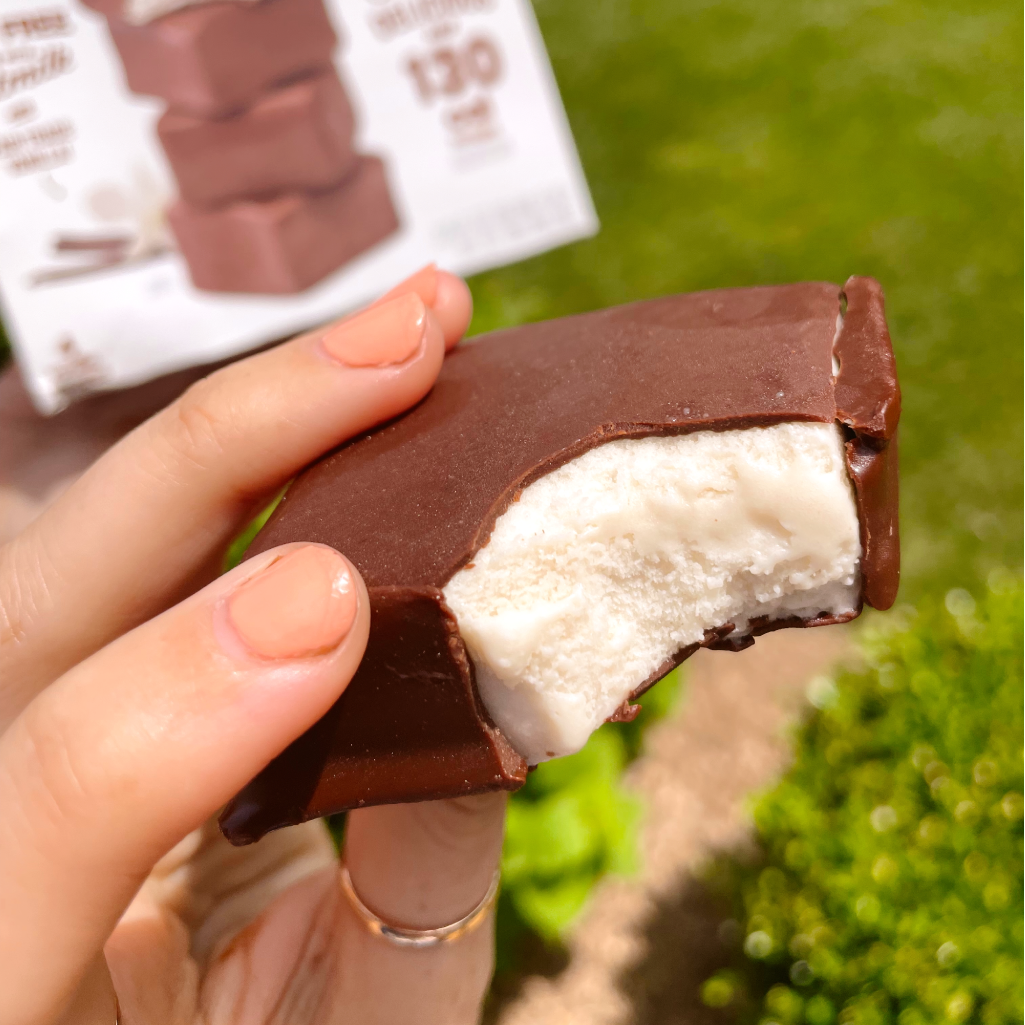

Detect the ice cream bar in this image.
[107,0,338,118]
[219,276,900,845]
[79,0,261,24]
[158,70,357,207]
[77,0,126,15]
[167,155,398,294]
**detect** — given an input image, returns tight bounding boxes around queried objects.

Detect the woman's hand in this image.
[0,266,507,1025]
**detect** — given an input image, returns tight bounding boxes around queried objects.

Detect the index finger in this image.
[0,272,467,726]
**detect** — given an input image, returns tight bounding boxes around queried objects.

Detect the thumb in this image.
[0,543,368,1025]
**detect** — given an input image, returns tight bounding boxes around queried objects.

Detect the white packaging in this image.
[0,0,597,412]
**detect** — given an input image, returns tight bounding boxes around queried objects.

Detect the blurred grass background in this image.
[470,0,1022,604]
[700,578,1023,1025]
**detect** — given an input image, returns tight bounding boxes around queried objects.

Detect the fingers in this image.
[105,819,337,1024]
[335,795,508,1024]
[0,543,368,1025]
[0,360,220,546]
[0,283,451,725]
[0,265,471,549]
[345,794,506,929]
[150,818,338,967]
[377,264,473,350]
[199,794,508,1025]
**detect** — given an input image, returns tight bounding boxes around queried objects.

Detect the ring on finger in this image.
[339,865,500,949]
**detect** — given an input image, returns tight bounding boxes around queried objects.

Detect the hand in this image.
[0,359,216,547]
[0,266,507,1025]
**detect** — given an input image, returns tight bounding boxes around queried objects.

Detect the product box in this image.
[0,0,597,412]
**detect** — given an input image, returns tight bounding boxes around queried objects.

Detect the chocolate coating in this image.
[835,276,901,609]
[248,281,841,586]
[835,276,901,440]
[220,589,526,845]
[220,278,900,845]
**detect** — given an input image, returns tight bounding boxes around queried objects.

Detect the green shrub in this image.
[501,728,640,941]
[494,670,681,972]
[501,671,680,940]
[703,572,1024,1025]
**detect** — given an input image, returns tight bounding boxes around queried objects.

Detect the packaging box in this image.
[0,0,597,412]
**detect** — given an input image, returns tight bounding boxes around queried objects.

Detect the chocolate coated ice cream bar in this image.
[158,70,357,207]
[106,0,337,117]
[220,277,900,845]
[168,156,398,294]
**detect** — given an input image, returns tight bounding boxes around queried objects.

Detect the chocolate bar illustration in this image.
[219,276,900,845]
[83,0,399,293]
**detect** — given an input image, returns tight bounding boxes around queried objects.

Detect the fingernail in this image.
[323,293,427,368]
[377,263,439,308]
[227,547,357,660]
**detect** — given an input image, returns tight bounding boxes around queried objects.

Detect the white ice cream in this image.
[442,422,860,765]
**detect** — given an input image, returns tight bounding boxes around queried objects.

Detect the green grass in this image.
[700,572,1023,1025]
[469,0,1023,603]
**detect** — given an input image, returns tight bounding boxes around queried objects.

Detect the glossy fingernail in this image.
[377,263,439,308]
[323,293,427,368]
[227,547,357,660]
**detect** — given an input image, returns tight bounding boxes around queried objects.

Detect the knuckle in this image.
[419,792,506,848]
[13,697,105,836]
[159,374,239,475]
[0,541,28,654]
[0,536,60,716]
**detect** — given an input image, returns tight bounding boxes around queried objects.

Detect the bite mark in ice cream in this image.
[444,423,860,763]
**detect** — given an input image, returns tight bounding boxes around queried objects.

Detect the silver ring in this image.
[339,865,500,948]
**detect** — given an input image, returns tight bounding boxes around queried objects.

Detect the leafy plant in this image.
[500,671,682,948]
[701,571,1024,1025]
[502,728,640,942]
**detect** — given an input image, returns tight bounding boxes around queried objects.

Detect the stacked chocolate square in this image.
[81,0,399,293]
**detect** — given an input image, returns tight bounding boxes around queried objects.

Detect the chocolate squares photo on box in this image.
[81,0,399,294]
